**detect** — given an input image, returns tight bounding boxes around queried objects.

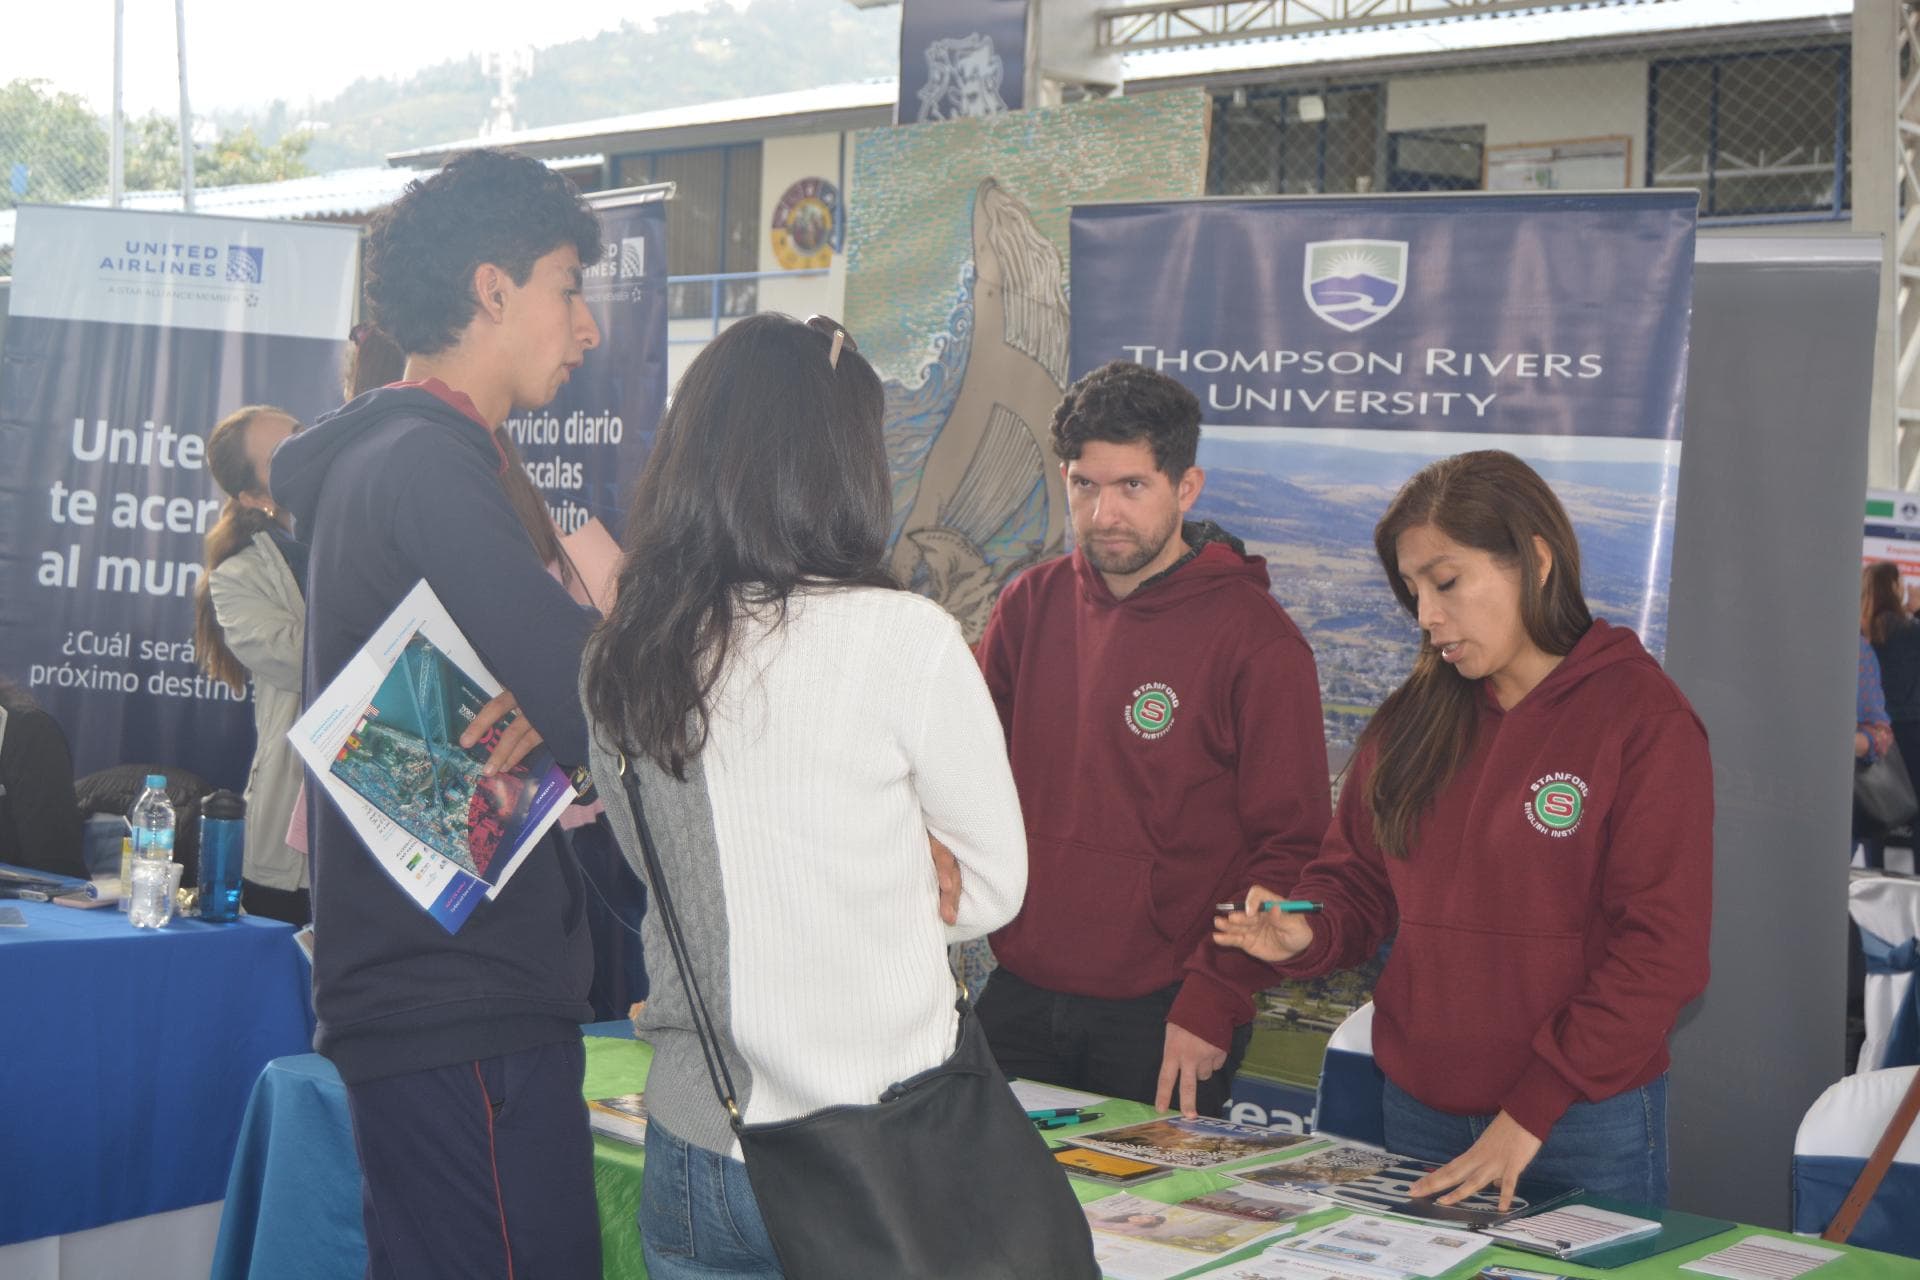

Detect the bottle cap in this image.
[202,789,246,821]
[145,773,167,789]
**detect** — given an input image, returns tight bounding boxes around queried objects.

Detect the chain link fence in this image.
[1,78,116,276]
[1205,30,1853,222]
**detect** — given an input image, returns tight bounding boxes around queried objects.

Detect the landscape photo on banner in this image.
[0,205,359,786]
[1070,192,1699,1094]
[845,88,1211,646]
[501,195,668,542]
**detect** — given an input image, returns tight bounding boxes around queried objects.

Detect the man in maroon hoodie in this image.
[975,360,1332,1117]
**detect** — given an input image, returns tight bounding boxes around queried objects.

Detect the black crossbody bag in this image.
[614,755,1099,1280]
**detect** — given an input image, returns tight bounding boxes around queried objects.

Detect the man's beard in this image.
[1083,519,1178,577]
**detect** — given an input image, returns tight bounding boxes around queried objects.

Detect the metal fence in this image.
[1204,31,1854,223]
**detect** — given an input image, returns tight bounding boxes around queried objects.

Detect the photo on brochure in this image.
[1233,1141,1401,1193]
[1064,1116,1315,1169]
[1182,1183,1328,1224]
[329,631,571,882]
[1085,1193,1298,1280]
[1273,1213,1490,1276]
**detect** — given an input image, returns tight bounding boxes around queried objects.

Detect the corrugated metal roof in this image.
[1118,0,1852,81]
[389,80,898,163]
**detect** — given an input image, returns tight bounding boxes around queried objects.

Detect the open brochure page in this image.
[1083,1193,1298,1280]
[1270,1214,1489,1277]
[287,579,576,933]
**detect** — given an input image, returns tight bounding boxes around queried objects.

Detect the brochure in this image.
[287,580,578,933]
[586,1092,649,1146]
[1010,1079,1109,1112]
[1322,1156,1578,1227]
[1053,1146,1169,1185]
[1206,1253,1405,1280]
[1182,1184,1328,1225]
[1272,1214,1489,1277]
[1065,1116,1315,1170]
[1482,1203,1662,1257]
[1234,1142,1402,1194]
[1679,1236,1844,1280]
[1085,1193,1297,1280]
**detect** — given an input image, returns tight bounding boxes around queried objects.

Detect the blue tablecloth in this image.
[0,901,313,1246]
[210,1021,641,1280]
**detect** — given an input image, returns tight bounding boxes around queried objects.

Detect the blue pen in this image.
[1034,1112,1101,1130]
[1024,1108,1091,1120]
[1260,900,1322,913]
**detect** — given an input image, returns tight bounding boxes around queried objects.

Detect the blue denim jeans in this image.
[639,1118,784,1279]
[1382,1074,1670,1208]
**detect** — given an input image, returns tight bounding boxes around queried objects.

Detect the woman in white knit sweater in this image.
[582,313,1029,1279]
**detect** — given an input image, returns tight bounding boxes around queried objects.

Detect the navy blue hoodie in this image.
[272,384,596,1084]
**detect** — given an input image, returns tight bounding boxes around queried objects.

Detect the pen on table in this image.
[1033,1112,1102,1130]
[1024,1107,1094,1120]
[1214,900,1322,914]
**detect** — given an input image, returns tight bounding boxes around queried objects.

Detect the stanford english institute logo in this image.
[1126,683,1179,740]
[1303,239,1407,332]
[1525,773,1589,837]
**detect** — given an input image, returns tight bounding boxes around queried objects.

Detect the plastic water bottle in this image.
[128,775,176,928]
[130,775,176,862]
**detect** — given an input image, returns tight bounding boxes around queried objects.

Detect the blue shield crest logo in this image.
[1302,239,1407,332]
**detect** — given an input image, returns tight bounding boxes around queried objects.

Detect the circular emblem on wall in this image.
[1524,774,1590,837]
[769,177,840,271]
[1126,683,1180,740]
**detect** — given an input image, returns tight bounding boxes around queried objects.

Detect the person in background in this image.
[1865,561,1920,815]
[583,314,1028,1279]
[345,322,407,400]
[1854,631,1896,870]
[0,677,87,880]
[1216,450,1712,1211]
[270,147,604,1279]
[194,405,311,924]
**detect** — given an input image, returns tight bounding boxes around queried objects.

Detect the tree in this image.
[124,115,313,192]
[0,79,110,211]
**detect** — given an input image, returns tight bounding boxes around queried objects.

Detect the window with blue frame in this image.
[1647,47,1849,219]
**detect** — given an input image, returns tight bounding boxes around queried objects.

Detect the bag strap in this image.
[613,752,746,1129]
[1821,1066,1920,1244]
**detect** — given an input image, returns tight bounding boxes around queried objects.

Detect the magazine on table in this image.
[586,1092,649,1146]
[1233,1141,1402,1194]
[287,579,578,934]
[1320,1154,1579,1227]
[1053,1146,1168,1185]
[1083,1191,1300,1280]
[1062,1115,1315,1170]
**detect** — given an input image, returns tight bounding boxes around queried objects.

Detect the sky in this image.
[3,0,744,117]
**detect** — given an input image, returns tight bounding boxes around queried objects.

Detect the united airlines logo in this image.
[619,235,646,279]
[226,246,265,283]
[1302,239,1407,332]
[1525,773,1589,837]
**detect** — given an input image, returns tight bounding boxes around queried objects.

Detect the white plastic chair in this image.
[1849,875,1920,1072]
[1313,1000,1386,1146]
[1791,1066,1920,1259]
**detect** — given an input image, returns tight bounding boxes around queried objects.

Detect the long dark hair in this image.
[583,313,894,777]
[1363,450,1592,857]
[1864,561,1907,645]
[195,406,301,694]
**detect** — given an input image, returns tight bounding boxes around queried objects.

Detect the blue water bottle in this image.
[197,790,246,923]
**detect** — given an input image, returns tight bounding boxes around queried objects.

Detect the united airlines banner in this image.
[0,205,358,786]
[897,0,1027,125]
[1071,192,1697,767]
[1070,193,1696,1117]
[505,195,668,539]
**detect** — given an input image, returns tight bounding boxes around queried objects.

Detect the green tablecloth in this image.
[582,1041,1913,1279]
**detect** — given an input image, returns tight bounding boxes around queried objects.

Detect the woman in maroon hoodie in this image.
[1215,450,1711,1211]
